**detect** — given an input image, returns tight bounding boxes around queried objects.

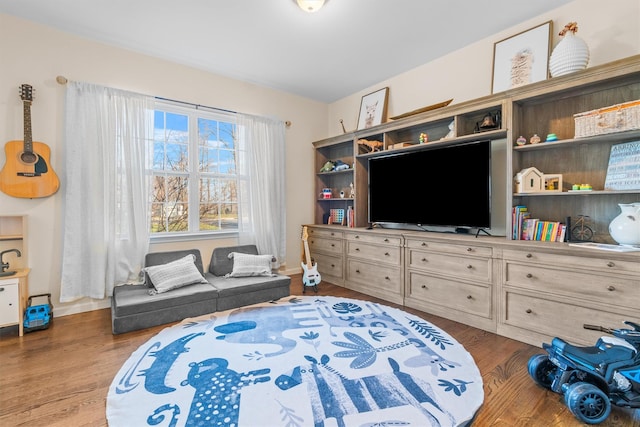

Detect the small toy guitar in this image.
[0,84,60,198]
[301,226,321,292]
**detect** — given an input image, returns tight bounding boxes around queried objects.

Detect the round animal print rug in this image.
[107,296,483,426]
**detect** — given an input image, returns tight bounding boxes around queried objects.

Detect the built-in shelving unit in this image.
[313,55,640,242]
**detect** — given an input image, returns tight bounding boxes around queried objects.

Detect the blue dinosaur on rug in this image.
[107,296,484,427]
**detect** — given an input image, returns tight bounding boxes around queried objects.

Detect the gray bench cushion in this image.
[112,283,218,317]
[111,245,290,334]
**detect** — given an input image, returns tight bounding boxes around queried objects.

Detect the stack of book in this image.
[346,206,355,228]
[512,205,567,241]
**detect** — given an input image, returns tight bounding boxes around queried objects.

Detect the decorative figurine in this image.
[516,135,527,146]
[419,133,428,144]
[530,134,541,144]
[546,133,558,142]
[349,182,355,198]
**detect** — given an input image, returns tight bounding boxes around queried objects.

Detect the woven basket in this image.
[574,100,640,138]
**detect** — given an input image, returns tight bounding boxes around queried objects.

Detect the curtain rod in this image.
[56,75,292,127]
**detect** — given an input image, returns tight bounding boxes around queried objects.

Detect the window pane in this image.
[219,121,235,149]
[199,147,218,173]
[220,203,238,230]
[150,203,166,232]
[218,149,236,174]
[198,118,218,147]
[199,203,220,231]
[154,111,189,172]
[167,203,189,232]
[199,177,218,203]
[166,143,188,171]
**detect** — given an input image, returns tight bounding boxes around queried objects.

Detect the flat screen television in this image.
[368,140,491,232]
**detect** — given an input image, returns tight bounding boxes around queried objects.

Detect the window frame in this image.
[149,100,243,242]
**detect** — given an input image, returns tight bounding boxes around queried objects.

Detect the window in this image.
[150,102,243,236]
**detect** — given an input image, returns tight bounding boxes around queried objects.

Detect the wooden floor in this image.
[1,274,639,426]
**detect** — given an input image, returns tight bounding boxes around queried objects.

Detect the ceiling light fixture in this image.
[296,0,325,13]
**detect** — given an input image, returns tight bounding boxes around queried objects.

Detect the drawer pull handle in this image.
[421,285,427,289]
[466,295,473,300]
[355,248,360,251]
[466,247,472,252]
[355,235,360,239]
[384,238,389,242]
[330,264,335,268]
[526,309,532,314]
[385,276,390,280]
[0,288,4,292]
[331,244,335,247]
[421,242,427,247]
[607,285,616,291]
[526,273,533,278]
[466,264,473,269]
[384,252,390,257]
[356,269,360,273]
[421,258,428,263]
[526,253,532,258]
[607,262,615,268]
[330,232,334,236]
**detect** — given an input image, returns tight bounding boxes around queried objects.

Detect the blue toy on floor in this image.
[23,293,53,332]
[528,321,640,424]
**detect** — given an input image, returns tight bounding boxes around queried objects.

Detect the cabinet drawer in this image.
[309,236,343,256]
[307,227,343,239]
[503,290,629,346]
[502,249,640,276]
[504,261,640,310]
[406,239,493,257]
[0,279,20,326]
[408,249,492,283]
[311,252,343,281]
[346,259,402,294]
[408,271,491,318]
[345,232,402,247]
[346,241,401,265]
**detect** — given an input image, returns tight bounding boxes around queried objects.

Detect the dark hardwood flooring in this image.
[1,274,639,426]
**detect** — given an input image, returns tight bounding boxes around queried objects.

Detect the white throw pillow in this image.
[144,254,208,294]
[226,252,275,278]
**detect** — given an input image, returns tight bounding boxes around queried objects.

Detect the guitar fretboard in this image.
[23,100,33,154]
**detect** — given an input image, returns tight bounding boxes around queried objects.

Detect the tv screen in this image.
[368,140,491,231]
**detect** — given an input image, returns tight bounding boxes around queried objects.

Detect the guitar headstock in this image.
[19,84,34,103]
[301,225,309,241]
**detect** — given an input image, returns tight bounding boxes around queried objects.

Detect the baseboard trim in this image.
[54,298,111,317]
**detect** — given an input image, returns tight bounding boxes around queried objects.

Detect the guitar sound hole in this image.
[20,151,38,164]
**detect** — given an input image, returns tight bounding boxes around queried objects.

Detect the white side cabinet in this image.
[0,278,20,326]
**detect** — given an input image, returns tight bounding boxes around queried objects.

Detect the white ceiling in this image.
[0,0,571,103]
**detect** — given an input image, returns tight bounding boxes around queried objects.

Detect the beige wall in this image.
[328,0,640,135]
[0,14,326,315]
[1,0,639,317]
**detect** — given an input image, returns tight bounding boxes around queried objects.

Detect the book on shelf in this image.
[512,206,567,242]
[512,205,528,240]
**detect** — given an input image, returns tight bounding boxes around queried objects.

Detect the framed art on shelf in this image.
[357,87,389,130]
[491,21,552,94]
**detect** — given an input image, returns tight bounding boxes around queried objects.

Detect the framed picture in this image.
[357,87,389,130]
[491,21,552,94]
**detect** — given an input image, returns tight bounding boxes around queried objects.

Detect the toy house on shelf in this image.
[515,167,543,193]
[515,167,563,193]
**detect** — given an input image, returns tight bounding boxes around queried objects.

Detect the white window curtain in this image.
[60,82,154,302]
[237,114,287,267]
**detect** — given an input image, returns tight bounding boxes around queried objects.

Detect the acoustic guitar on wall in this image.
[0,84,60,198]
[301,225,321,293]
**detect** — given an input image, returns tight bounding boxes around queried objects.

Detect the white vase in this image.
[549,32,590,77]
[608,203,640,246]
